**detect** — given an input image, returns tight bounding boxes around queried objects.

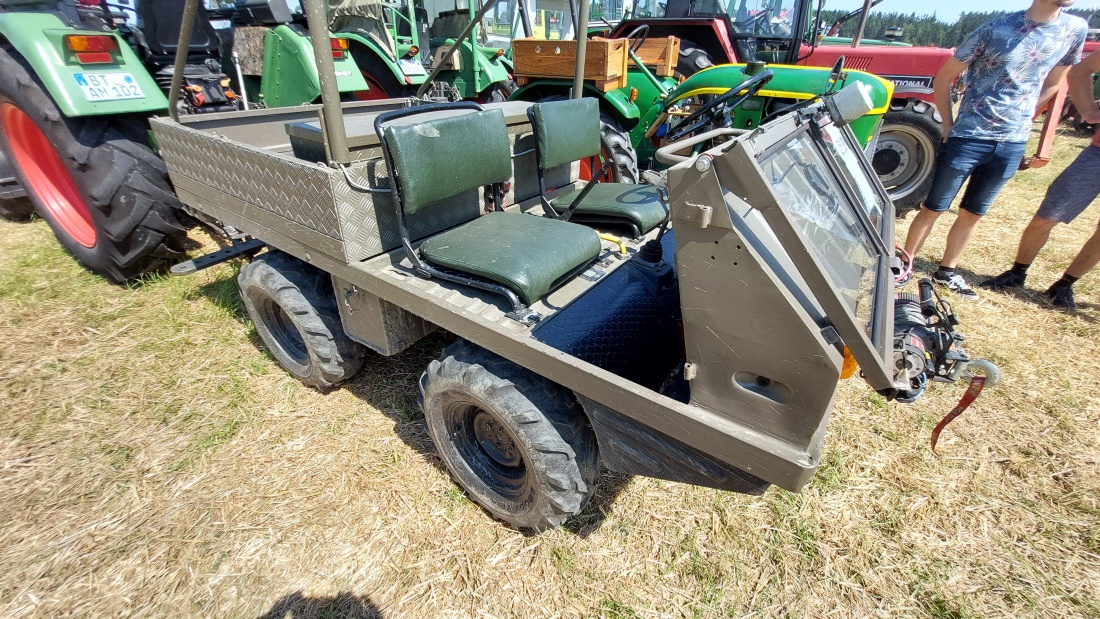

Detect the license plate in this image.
[398,58,427,76]
[73,73,144,102]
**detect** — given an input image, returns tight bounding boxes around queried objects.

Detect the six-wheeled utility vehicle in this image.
[150,0,997,531]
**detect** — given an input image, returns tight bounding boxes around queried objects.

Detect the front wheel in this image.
[419,340,599,532]
[872,100,942,214]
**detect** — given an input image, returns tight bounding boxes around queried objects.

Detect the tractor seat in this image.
[377,103,602,316]
[136,0,221,58]
[528,98,667,238]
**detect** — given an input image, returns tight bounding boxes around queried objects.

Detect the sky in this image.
[822,0,1093,23]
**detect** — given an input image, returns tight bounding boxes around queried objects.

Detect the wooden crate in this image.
[512,37,629,92]
[627,36,680,77]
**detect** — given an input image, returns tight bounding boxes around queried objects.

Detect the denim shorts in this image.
[1036,145,1100,224]
[924,137,1028,216]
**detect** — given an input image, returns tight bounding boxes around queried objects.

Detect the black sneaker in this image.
[933,271,980,301]
[1046,284,1076,309]
[980,270,1025,290]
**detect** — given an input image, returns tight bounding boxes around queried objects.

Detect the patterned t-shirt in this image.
[952,11,1087,143]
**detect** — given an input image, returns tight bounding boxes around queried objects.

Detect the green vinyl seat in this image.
[528,98,668,237]
[375,102,602,318]
[420,211,601,306]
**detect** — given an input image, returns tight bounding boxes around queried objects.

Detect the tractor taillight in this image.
[408,45,419,56]
[331,38,349,59]
[64,34,117,53]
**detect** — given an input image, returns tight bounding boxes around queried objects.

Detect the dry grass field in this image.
[1,129,1099,619]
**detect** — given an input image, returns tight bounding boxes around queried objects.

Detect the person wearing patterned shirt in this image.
[899,0,1088,300]
[980,48,1100,310]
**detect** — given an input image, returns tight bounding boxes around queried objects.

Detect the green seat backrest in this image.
[530,98,601,171]
[384,109,513,215]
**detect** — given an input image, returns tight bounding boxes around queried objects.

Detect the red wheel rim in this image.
[1,103,96,248]
[352,73,393,101]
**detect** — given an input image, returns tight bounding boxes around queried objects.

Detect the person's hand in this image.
[941,119,952,142]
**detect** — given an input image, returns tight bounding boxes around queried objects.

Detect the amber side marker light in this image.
[840,346,859,379]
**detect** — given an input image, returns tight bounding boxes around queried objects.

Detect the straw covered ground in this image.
[1,129,1098,619]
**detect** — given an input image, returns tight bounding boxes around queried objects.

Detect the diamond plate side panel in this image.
[154,120,342,241]
[332,161,480,263]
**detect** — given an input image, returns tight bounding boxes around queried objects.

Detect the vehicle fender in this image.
[0,12,168,117]
[261,25,368,106]
[341,31,426,85]
[511,79,641,125]
[668,64,893,114]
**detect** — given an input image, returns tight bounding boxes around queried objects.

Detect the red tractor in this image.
[614,0,953,212]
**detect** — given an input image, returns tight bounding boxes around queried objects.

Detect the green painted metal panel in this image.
[0,12,168,117]
[341,32,427,86]
[259,25,368,108]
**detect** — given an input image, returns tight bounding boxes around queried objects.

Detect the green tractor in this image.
[0,0,372,282]
[510,24,893,185]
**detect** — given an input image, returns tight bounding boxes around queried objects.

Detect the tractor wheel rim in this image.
[0,103,96,248]
[353,73,392,101]
[873,124,936,201]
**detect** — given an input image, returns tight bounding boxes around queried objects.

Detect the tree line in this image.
[820,9,1098,48]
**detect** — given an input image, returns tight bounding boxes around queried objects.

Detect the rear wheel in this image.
[238,251,367,391]
[676,40,714,79]
[599,113,640,183]
[873,99,941,214]
[0,47,190,282]
[419,340,599,531]
[350,45,416,100]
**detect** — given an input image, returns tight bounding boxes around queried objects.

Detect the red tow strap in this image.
[930,376,985,453]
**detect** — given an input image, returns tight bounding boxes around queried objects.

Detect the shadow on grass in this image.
[256,591,383,619]
[190,271,633,535]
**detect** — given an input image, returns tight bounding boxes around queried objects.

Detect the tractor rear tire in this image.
[0,196,34,221]
[0,47,190,282]
[238,251,367,391]
[419,340,599,532]
[350,45,417,100]
[600,113,640,184]
[676,41,714,79]
[873,99,942,215]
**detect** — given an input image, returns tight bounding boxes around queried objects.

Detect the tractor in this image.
[607,0,955,212]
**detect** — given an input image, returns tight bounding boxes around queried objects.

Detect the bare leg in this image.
[940,209,983,269]
[903,207,944,262]
[1065,223,1100,279]
[1014,215,1060,265]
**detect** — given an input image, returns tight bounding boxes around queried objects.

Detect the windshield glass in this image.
[819,122,886,232]
[631,0,798,37]
[759,131,879,336]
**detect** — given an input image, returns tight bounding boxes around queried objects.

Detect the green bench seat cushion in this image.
[419,211,602,305]
[550,184,668,233]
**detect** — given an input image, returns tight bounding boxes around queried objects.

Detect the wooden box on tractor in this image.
[512,37,629,92]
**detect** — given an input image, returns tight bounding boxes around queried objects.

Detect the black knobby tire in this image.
[484,79,517,104]
[600,113,640,184]
[238,251,367,391]
[676,40,714,79]
[873,99,942,214]
[349,44,417,99]
[0,47,190,283]
[0,196,34,221]
[419,340,599,531]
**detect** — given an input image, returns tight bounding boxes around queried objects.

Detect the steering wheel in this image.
[667,69,774,142]
[623,24,650,55]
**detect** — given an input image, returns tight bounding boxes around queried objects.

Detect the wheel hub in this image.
[873,141,911,184]
[473,410,521,467]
